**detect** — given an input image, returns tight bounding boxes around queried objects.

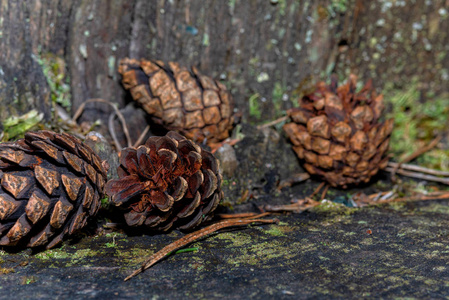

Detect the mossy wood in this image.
[1,1,448,124]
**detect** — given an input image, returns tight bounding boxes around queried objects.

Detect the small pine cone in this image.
[0,131,107,249]
[284,75,394,188]
[105,131,223,231]
[118,58,234,143]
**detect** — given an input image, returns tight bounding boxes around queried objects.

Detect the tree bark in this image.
[1,0,448,127]
[0,1,52,122]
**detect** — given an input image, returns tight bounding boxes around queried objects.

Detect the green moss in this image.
[35,248,71,260]
[21,276,37,285]
[100,196,110,209]
[416,203,449,214]
[248,93,262,121]
[328,0,348,15]
[272,82,288,119]
[1,109,43,141]
[311,200,355,215]
[382,201,406,211]
[33,247,96,266]
[105,242,116,248]
[385,80,449,170]
[260,224,295,237]
[103,232,125,239]
[224,239,301,267]
[36,53,71,110]
[262,226,286,237]
[104,233,121,248]
[72,249,98,259]
[214,231,254,248]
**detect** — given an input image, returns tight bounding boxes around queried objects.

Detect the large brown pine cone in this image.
[105,131,223,231]
[284,75,394,188]
[118,58,234,143]
[0,131,107,249]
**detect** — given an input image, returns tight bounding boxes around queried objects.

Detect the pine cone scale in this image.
[28,225,51,247]
[0,148,26,164]
[177,192,201,219]
[178,209,203,230]
[50,197,73,229]
[4,215,30,244]
[202,169,218,199]
[35,165,60,195]
[0,193,21,220]
[25,190,50,224]
[31,140,62,163]
[62,151,83,173]
[61,174,84,201]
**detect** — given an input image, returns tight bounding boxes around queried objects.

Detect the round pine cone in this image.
[105,131,223,231]
[284,75,394,188]
[118,58,234,143]
[0,130,107,249]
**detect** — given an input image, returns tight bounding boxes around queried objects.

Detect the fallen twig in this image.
[72,98,132,149]
[108,111,124,151]
[217,212,269,219]
[133,125,151,147]
[277,173,311,190]
[387,162,449,177]
[391,135,442,179]
[320,184,329,201]
[354,188,449,206]
[309,182,326,199]
[376,191,449,204]
[384,166,449,185]
[264,198,320,213]
[124,216,278,281]
[210,138,242,154]
[367,191,392,201]
[257,115,289,129]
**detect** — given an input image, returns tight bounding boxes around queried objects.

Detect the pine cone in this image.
[0,130,107,249]
[118,58,234,143]
[105,131,223,231]
[284,75,394,188]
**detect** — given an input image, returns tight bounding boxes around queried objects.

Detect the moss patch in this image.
[1,199,449,298]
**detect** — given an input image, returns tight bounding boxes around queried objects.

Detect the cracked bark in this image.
[0,0,448,128]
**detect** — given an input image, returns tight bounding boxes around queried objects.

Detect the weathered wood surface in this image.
[0,1,52,121]
[1,195,449,298]
[0,0,448,124]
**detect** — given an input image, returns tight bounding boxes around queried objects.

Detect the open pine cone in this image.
[118,58,234,144]
[284,75,394,188]
[0,130,107,248]
[105,131,223,231]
